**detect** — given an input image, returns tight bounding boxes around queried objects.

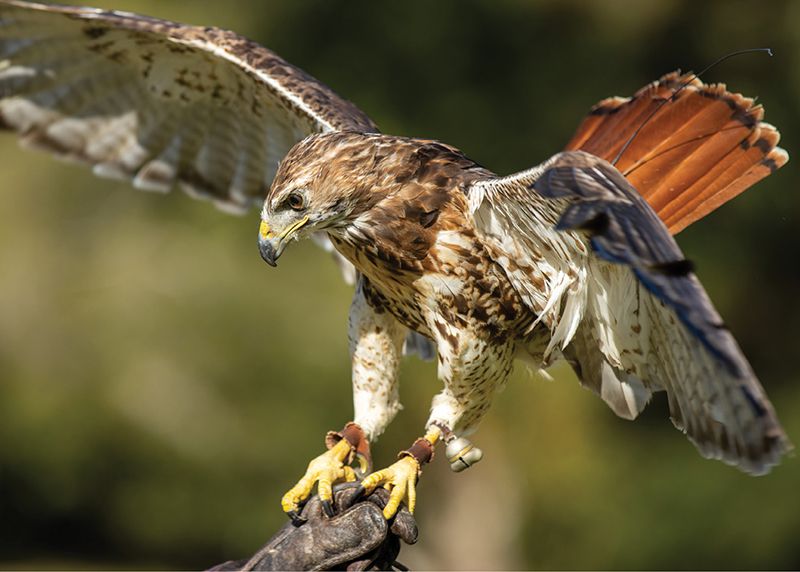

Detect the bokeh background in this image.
[1,0,799,569]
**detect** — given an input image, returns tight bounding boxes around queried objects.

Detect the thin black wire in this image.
[611,48,773,167]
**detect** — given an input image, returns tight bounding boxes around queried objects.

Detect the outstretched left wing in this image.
[469,151,791,475]
[0,1,376,212]
[0,1,437,357]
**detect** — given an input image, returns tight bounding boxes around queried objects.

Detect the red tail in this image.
[565,71,788,234]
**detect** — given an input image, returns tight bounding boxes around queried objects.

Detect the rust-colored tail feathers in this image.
[565,71,788,234]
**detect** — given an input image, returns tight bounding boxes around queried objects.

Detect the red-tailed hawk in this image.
[0,1,791,523]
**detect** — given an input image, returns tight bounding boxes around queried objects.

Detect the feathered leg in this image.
[359,323,515,518]
[427,325,515,437]
[280,278,406,522]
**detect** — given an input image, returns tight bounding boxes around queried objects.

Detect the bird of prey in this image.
[0,0,792,524]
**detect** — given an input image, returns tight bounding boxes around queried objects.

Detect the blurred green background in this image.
[1,0,799,569]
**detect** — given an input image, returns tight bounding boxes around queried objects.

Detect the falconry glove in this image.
[209,483,418,571]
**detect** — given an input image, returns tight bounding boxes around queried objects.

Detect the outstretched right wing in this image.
[469,151,791,475]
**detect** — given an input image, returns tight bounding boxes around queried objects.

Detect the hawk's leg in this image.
[360,326,515,519]
[280,424,363,524]
[426,325,515,439]
[358,427,441,519]
[349,277,406,440]
[280,278,406,523]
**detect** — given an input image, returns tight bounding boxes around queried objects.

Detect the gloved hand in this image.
[209,482,418,571]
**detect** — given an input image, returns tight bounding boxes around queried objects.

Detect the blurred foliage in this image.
[1,0,799,569]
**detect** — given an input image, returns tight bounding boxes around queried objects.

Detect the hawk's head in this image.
[257,131,394,266]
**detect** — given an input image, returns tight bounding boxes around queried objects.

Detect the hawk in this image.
[0,1,791,523]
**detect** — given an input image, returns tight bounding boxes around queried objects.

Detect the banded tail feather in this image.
[565,71,788,234]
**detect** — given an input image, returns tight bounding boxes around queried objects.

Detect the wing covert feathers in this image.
[0,0,376,213]
[469,150,791,475]
[565,71,788,234]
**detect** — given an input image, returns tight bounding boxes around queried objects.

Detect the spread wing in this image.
[469,151,791,475]
[0,1,437,357]
[0,0,376,212]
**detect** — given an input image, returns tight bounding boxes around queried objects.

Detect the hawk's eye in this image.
[286,192,305,211]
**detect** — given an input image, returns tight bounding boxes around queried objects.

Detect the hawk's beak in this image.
[258,234,283,267]
[258,217,308,267]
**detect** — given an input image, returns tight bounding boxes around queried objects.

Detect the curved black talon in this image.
[352,484,367,504]
[287,509,307,527]
[321,498,335,518]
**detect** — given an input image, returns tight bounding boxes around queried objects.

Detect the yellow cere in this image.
[259,220,273,240]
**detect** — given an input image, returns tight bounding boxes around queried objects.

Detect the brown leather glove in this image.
[209,483,418,571]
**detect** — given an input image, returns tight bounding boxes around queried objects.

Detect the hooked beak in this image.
[258,217,308,267]
[258,234,283,267]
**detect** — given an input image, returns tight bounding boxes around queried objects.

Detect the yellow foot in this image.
[281,439,357,525]
[358,455,420,519]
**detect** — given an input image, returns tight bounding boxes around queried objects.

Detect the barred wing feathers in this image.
[0,0,376,213]
[0,1,438,357]
[469,151,790,475]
